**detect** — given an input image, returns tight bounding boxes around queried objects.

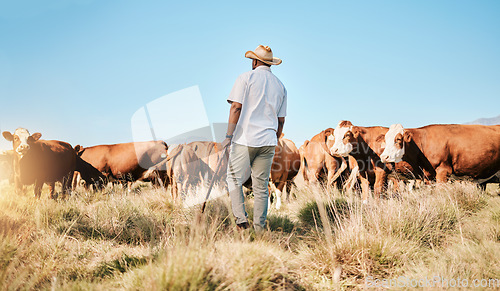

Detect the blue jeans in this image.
[226,143,275,230]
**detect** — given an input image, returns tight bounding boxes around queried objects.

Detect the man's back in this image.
[227,66,287,147]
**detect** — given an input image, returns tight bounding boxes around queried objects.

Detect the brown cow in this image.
[74,141,168,187]
[329,121,390,202]
[270,136,301,209]
[380,124,500,187]
[72,155,107,190]
[302,128,346,187]
[2,128,75,198]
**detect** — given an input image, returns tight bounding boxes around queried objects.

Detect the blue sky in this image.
[1,0,499,150]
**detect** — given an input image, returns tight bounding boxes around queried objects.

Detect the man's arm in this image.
[276,117,285,140]
[222,101,242,148]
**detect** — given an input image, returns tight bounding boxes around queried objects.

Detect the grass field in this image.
[0,181,499,290]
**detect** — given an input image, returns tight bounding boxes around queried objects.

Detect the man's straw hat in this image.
[245,45,282,66]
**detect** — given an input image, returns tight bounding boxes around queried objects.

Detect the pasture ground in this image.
[0,181,499,290]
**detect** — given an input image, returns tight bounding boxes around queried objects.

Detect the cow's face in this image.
[380,124,407,163]
[2,128,42,158]
[330,121,356,157]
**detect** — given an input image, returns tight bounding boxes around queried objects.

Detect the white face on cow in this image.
[12,128,31,157]
[380,124,405,163]
[2,128,41,159]
[330,123,354,157]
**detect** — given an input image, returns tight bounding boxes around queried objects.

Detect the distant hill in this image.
[464,114,500,125]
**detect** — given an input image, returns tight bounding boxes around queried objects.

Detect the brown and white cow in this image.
[2,128,76,198]
[329,121,390,202]
[302,128,346,187]
[74,141,168,186]
[380,124,500,187]
[270,136,301,209]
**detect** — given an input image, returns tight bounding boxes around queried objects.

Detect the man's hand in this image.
[222,137,232,149]
[276,117,285,140]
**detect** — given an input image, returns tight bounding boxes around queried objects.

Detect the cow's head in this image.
[2,128,42,158]
[330,120,358,157]
[380,124,411,163]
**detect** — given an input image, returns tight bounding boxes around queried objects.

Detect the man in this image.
[222,45,287,233]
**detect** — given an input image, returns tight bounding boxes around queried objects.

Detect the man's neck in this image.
[253,64,271,71]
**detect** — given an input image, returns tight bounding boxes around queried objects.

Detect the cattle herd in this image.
[1,121,499,206]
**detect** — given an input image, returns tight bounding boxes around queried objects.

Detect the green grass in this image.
[0,180,499,289]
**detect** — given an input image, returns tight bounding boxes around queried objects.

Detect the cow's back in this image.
[19,140,76,184]
[80,141,168,180]
[411,124,500,179]
[134,141,168,170]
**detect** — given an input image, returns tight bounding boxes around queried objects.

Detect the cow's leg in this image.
[274,178,286,210]
[373,169,388,199]
[285,180,293,202]
[306,166,321,184]
[182,179,189,197]
[344,160,360,192]
[48,182,57,199]
[34,180,43,199]
[14,177,23,195]
[359,172,371,203]
[172,178,178,199]
[63,170,74,198]
[326,158,339,188]
[407,179,416,192]
[436,165,452,184]
[171,179,178,200]
[72,172,79,190]
[478,182,487,191]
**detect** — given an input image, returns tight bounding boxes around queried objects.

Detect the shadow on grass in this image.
[267,214,295,233]
[298,198,350,229]
[93,253,151,278]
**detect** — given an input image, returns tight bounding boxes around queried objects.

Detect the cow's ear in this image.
[324,128,334,136]
[74,145,84,156]
[31,133,42,141]
[403,131,412,142]
[2,131,13,141]
[352,127,361,138]
[338,120,353,128]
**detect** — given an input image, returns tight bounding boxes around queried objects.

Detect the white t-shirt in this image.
[227,66,287,147]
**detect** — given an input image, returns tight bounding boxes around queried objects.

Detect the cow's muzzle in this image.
[16,144,30,157]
